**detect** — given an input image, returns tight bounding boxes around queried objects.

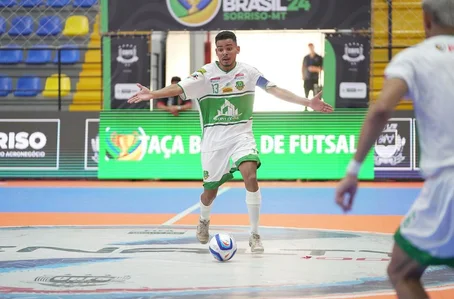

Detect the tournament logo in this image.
[375,123,406,166]
[104,127,147,161]
[166,0,221,27]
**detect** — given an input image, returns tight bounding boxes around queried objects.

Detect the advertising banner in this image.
[104,0,371,32]
[0,112,99,178]
[98,110,375,180]
[323,34,370,109]
[109,35,150,110]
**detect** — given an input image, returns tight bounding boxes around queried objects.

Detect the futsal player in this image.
[128,30,333,253]
[335,0,454,297]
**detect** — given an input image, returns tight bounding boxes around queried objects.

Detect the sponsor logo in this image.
[114,83,140,100]
[0,119,60,170]
[84,118,99,170]
[117,44,139,67]
[166,0,311,27]
[34,274,130,288]
[213,99,242,121]
[339,82,367,99]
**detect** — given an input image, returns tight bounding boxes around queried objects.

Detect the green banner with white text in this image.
[98,111,374,180]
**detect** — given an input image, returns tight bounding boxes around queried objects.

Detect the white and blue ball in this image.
[208,233,237,262]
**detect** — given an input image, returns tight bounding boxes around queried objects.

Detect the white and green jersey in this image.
[178,61,275,152]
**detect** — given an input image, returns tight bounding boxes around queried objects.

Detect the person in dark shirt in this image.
[302,43,323,99]
[156,76,192,116]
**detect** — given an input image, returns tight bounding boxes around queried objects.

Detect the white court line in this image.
[160,187,231,226]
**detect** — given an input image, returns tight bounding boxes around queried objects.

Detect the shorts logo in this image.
[166,0,221,27]
[203,170,209,180]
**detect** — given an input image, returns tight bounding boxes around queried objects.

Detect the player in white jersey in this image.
[335,0,454,297]
[128,30,333,253]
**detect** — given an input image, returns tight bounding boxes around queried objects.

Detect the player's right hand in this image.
[127,83,152,104]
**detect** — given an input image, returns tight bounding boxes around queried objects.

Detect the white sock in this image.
[246,189,262,234]
[199,200,212,221]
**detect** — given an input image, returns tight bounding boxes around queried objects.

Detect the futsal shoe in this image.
[249,233,264,253]
[197,218,210,244]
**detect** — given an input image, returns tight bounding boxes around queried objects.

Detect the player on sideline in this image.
[128,30,333,253]
[335,0,454,298]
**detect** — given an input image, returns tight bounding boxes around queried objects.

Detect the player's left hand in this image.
[335,175,358,213]
[309,91,333,113]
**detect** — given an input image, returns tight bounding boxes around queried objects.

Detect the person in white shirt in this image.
[335,0,454,298]
[128,30,333,253]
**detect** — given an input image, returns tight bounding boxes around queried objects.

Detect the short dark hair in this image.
[215,31,237,43]
[171,76,181,83]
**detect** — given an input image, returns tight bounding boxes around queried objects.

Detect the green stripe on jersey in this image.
[199,93,254,126]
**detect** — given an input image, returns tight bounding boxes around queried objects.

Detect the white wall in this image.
[165,31,191,87]
[210,30,325,112]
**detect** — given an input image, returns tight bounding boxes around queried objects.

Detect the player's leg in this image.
[389,172,454,298]
[231,136,264,253]
[387,242,428,299]
[197,148,233,244]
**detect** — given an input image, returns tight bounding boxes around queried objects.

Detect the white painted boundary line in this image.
[160,187,231,226]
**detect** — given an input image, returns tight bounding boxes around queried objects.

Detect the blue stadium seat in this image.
[0,0,16,7]
[14,76,42,97]
[0,17,5,35]
[19,0,43,7]
[54,44,80,64]
[73,0,96,8]
[36,16,62,36]
[25,45,52,64]
[0,45,23,64]
[8,16,34,36]
[0,76,12,97]
[46,0,69,7]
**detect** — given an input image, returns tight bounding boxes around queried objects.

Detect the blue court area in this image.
[0,186,421,215]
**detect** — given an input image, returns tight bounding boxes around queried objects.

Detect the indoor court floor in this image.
[0,180,453,299]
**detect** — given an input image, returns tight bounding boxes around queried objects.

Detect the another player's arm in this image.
[347,78,408,176]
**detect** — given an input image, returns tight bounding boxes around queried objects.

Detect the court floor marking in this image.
[161,187,231,226]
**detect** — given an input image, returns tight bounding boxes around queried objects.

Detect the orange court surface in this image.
[0,180,453,299]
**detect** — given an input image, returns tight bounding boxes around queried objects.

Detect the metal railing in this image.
[0,46,102,111]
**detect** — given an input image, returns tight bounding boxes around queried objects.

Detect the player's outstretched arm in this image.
[267,86,333,113]
[127,83,183,104]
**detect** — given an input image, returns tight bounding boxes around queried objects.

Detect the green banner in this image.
[98,111,374,180]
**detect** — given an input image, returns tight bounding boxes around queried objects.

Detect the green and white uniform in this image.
[178,61,276,189]
[384,35,454,267]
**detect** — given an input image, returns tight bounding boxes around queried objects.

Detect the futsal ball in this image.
[208,233,237,262]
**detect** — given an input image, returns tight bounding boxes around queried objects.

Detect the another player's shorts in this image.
[394,167,454,268]
[201,134,261,190]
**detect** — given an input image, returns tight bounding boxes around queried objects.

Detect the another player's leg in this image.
[388,172,454,298]
[387,242,428,299]
[197,188,218,244]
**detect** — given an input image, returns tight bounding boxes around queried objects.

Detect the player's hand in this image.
[127,84,153,104]
[309,91,333,113]
[335,175,358,213]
